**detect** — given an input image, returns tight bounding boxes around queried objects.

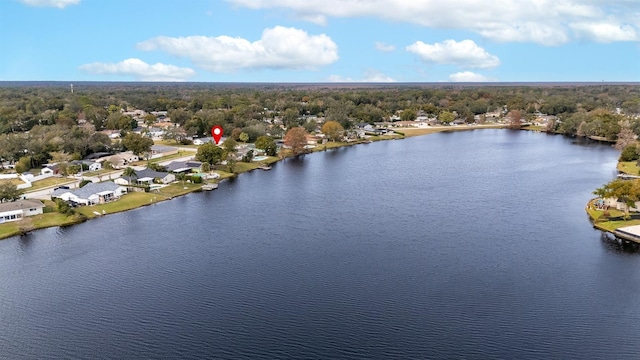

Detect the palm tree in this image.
[123,167,137,184]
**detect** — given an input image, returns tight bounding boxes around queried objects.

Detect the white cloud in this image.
[226,0,640,45]
[406,39,500,69]
[448,71,495,82]
[137,26,338,72]
[375,42,396,52]
[19,0,79,8]
[300,14,327,25]
[78,58,196,81]
[328,70,395,82]
[571,21,638,42]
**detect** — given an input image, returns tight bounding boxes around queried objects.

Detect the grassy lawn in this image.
[0,212,85,240]
[233,162,261,173]
[400,124,505,137]
[522,125,546,131]
[29,177,77,191]
[617,161,639,175]
[0,178,23,186]
[155,182,202,198]
[130,151,195,167]
[212,170,237,180]
[154,140,199,149]
[75,192,160,218]
[586,200,640,232]
[593,219,640,232]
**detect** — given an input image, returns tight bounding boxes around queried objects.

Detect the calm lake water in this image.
[1,129,638,359]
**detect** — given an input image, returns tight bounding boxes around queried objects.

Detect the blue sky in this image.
[2,0,640,82]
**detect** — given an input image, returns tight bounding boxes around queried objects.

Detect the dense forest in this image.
[1,82,640,170]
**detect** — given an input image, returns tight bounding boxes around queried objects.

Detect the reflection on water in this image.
[600,232,640,254]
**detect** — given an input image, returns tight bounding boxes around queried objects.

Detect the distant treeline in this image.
[1,83,639,168]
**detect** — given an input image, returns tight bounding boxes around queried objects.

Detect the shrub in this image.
[619,145,638,162]
[54,198,75,216]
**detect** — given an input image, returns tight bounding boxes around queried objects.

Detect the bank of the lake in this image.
[586,160,640,237]
[0,124,508,240]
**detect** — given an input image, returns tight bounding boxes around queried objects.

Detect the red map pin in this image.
[211,126,223,145]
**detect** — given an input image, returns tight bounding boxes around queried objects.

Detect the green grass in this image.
[586,199,640,232]
[29,177,77,191]
[0,212,86,240]
[155,182,202,198]
[400,124,506,137]
[522,125,546,131]
[154,140,200,149]
[75,192,160,218]
[617,161,639,175]
[130,151,196,167]
[0,178,23,186]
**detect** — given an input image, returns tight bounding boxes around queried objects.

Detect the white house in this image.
[99,152,139,168]
[51,181,127,206]
[193,137,214,145]
[0,200,45,223]
[115,169,176,185]
[72,160,102,172]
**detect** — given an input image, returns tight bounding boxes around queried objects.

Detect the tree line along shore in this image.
[1,83,639,239]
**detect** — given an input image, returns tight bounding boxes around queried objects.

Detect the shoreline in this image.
[0,124,507,240]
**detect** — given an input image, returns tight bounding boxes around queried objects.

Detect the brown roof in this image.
[0,199,45,213]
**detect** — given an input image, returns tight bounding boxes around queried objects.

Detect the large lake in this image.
[1,129,638,359]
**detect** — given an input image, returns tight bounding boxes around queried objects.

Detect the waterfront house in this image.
[115,169,175,185]
[71,160,102,172]
[165,160,202,173]
[51,181,127,206]
[0,200,45,224]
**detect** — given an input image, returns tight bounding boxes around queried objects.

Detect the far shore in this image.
[0,123,510,240]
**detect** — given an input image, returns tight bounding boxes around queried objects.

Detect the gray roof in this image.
[194,137,213,143]
[151,145,177,153]
[0,199,45,213]
[52,181,122,199]
[165,161,202,172]
[135,169,171,179]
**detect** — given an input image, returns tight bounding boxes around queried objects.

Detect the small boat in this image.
[201,183,218,191]
[258,164,272,171]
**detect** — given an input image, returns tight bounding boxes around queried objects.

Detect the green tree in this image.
[321,120,344,141]
[54,198,75,215]
[222,137,238,155]
[123,166,137,178]
[619,145,639,162]
[0,182,23,202]
[284,126,308,156]
[255,136,277,156]
[600,179,640,218]
[201,161,211,173]
[144,113,157,127]
[438,111,455,125]
[239,132,249,142]
[400,109,417,121]
[282,108,300,129]
[15,156,31,174]
[195,143,224,164]
[122,133,153,157]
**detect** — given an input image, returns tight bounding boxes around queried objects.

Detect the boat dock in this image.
[613,225,640,244]
[201,183,218,191]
